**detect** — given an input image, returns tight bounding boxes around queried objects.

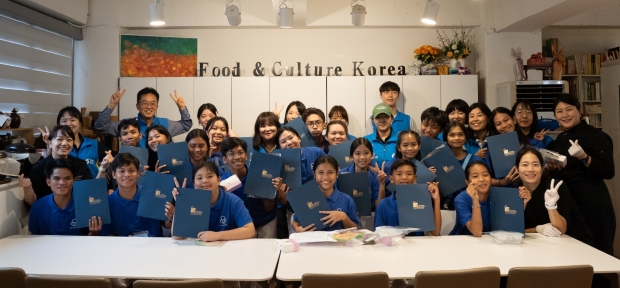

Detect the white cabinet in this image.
[440,75,479,107]
[231,77,270,137]
[193,77,232,130]
[402,76,441,130]
[327,77,366,137]
[269,77,327,124]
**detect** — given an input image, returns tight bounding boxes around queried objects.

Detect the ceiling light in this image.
[421,0,439,25]
[279,0,294,29]
[351,0,366,27]
[225,0,242,26]
[150,0,165,26]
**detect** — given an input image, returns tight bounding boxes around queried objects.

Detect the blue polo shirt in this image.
[293,187,360,231]
[100,185,162,237]
[69,135,100,178]
[364,129,398,166]
[339,165,380,211]
[374,192,424,236]
[371,110,413,136]
[209,188,253,232]
[221,166,276,228]
[301,147,326,184]
[347,134,357,141]
[450,191,491,235]
[29,193,87,236]
[209,151,225,172]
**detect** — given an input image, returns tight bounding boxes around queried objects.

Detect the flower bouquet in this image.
[414,45,439,75]
[437,27,473,70]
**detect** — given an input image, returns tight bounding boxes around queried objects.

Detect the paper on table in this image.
[289,231,337,243]
[220,174,242,192]
[173,239,228,247]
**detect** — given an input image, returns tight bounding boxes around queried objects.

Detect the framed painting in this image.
[120,35,197,77]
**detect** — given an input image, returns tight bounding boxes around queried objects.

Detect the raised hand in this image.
[475,148,488,159]
[169,90,186,111]
[544,179,562,209]
[272,102,284,119]
[534,129,549,141]
[466,181,479,201]
[568,139,585,158]
[172,177,187,201]
[154,160,169,174]
[37,126,50,146]
[18,174,32,188]
[427,182,440,201]
[369,162,387,183]
[100,150,114,170]
[501,166,519,186]
[108,88,125,109]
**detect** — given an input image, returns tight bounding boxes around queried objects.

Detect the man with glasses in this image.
[302,107,329,154]
[95,87,193,147]
[364,103,398,165]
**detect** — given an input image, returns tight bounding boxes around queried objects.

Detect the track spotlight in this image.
[225,0,242,26]
[421,0,439,25]
[149,0,165,26]
[279,0,294,29]
[351,0,366,27]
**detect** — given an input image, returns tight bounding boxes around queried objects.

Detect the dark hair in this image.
[326,120,349,136]
[284,101,306,124]
[275,126,301,149]
[252,112,281,149]
[395,130,421,160]
[421,107,448,131]
[442,121,469,143]
[197,103,218,121]
[57,106,83,126]
[111,152,140,172]
[379,81,400,93]
[205,117,230,136]
[185,129,210,156]
[350,138,373,157]
[221,137,248,155]
[490,107,529,146]
[445,99,469,115]
[312,155,339,172]
[145,125,172,147]
[192,161,220,181]
[45,158,75,179]
[511,99,540,138]
[465,160,489,179]
[117,118,140,136]
[467,102,494,137]
[553,93,582,114]
[515,146,544,167]
[328,106,350,124]
[137,87,159,103]
[50,125,75,142]
[302,107,326,123]
[389,159,417,175]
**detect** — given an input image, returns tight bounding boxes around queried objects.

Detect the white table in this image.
[276,234,620,281]
[0,235,280,281]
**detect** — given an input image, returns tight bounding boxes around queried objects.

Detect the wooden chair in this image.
[133,279,224,288]
[0,267,26,288]
[301,272,389,288]
[506,265,593,288]
[25,276,112,288]
[413,266,500,288]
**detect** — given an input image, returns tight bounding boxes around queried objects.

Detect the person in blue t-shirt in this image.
[450,161,492,236]
[173,161,255,241]
[511,99,554,148]
[29,158,102,236]
[252,112,281,154]
[328,105,357,140]
[100,153,172,237]
[205,117,231,171]
[292,156,360,232]
[465,102,493,158]
[220,137,282,238]
[339,138,386,211]
[365,81,418,135]
[276,126,326,184]
[364,103,398,166]
[420,107,448,141]
[302,108,330,154]
[374,159,442,236]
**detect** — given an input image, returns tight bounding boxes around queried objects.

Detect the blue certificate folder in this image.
[73,178,111,228]
[337,172,371,217]
[172,188,211,238]
[420,136,445,160]
[137,171,176,221]
[119,146,148,170]
[286,181,328,231]
[245,152,282,199]
[329,140,354,170]
[422,145,466,196]
[284,117,317,147]
[395,184,435,232]
[273,148,302,191]
[487,131,520,179]
[157,142,193,186]
[238,137,253,166]
[490,187,524,233]
[413,159,437,184]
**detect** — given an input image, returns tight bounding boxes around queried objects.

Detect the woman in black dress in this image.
[547,93,615,256]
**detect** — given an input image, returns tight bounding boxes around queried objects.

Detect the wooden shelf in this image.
[0,128,34,145]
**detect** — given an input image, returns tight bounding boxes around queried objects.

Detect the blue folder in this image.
[413,159,437,184]
[286,181,329,231]
[137,171,176,221]
[328,140,354,170]
[395,184,435,231]
[172,188,212,238]
[420,136,445,160]
[238,137,254,166]
[73,178,111,228]
[422,145,466,196]
[119,146,148,171]
[490,187,524,233]
[487,131,520,178]
[284,117,317,147]
[273,148,302,191]
[337,172,371,217]
[245,152,282,199]
[157,142,193,187]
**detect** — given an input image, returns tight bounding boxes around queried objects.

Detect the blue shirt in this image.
[340,165,380,211]
[450,191,491,235]
[374,192,424,236]
[293,188,360,231]
[209,152,225,172]
[69,135,99,178]
[136,115,168,148]
[29,193,87,236]
[221,166,276,228]
[465,138,488,155]
[208,188,253,232]
[364,129,398,166]
[528,138,546,149]
[370,110,414,136]
[100,185,162,237]
[301,147,326,184]
[347,134,357,141]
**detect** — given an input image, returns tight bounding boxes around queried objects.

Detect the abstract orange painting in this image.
[120,35,197,77]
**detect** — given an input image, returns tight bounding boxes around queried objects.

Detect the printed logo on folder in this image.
[307,201,320,210]
[504,205,517,215]
[413,201,425,210]
[261,169,273,178]
[345,156,353,163]
[154,189,166,199]
[88,196,102,205]
[352,189,364,197]
[190,206,203,216]
[171,158,183,166]
[503,149,515,157]
[284,164,295,172]
[443,165,454,173]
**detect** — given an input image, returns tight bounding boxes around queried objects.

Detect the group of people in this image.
[18,81,615,260]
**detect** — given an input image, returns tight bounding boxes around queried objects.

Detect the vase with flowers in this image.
[414,45,439,75]
[437,27,473,69]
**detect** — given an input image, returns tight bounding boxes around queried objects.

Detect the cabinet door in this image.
[193,77,232,130]
[402,76,441,132]
[156,77,194,142]
[365,76,403,132]
[327,76,365,137]
[231,77,270,137]
[440,75,478,108]
[119,77,157,120]
[269,77,327,124]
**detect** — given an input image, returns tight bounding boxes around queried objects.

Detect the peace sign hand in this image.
[172,177,188,201]
[169,90,186,111]
[272,102,285,119]
[37,126,50,146]
[534,129,549,141]
[568,139,585,158]
[544,179,562,209]
[369,162,387,183]
[108,88,125,109]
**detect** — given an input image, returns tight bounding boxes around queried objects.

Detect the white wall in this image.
[542,27,620,56]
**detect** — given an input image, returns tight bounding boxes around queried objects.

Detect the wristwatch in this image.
[581,155,590,165]
[99,166,107,172]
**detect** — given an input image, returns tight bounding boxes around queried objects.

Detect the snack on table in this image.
[332,231,363,241]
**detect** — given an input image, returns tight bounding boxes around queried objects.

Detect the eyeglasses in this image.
[306,121,324,127]
[140,101,158,108]
[226,151,246,158]
[516,109,532,116]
